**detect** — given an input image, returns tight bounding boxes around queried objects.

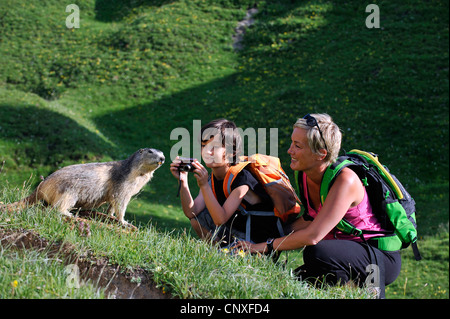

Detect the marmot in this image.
[2,148,164,225]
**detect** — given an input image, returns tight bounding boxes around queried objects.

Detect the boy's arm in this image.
[191,161,249,226]
[200,184,249,226]
[170,157,205,219]
[179,178,206,219]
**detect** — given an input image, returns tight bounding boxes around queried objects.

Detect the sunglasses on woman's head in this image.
[303,114,328,152]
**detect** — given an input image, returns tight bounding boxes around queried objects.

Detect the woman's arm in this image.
[289,216,312,232]
[238,168,364,253]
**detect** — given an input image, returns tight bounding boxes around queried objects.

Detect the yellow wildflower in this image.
[237,250,247,258]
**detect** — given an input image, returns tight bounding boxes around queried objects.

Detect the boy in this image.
[170,119,282,246]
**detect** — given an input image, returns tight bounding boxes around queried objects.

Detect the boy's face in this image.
[201,135,227,168]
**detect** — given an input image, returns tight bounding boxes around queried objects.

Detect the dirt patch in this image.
[232,7,258,51]
[0,227,173,299]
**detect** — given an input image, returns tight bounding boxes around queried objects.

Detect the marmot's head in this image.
[133,148,165,172]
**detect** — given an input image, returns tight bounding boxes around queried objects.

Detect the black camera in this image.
[178,158,196,172]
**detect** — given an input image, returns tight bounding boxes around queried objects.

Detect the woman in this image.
[170,119,283,246]
[237,113,401,298]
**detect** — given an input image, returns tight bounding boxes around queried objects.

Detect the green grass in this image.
[1,0,448,299]
[0,245,107,299]
[0,189,373,299]
[386,227,449,299]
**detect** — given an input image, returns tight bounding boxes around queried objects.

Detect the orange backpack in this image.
[212,154,301,223]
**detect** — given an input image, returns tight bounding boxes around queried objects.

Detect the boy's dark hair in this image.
[200,119,242,165]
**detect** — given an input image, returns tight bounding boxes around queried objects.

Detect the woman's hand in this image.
[233,241,267,254]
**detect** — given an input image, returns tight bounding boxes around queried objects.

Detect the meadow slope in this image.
[0,0,448,299]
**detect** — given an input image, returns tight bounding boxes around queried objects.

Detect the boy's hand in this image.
[192,160,209,187]
[170,156,188,182]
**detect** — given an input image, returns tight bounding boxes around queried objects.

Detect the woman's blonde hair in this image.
[293,113,342,165]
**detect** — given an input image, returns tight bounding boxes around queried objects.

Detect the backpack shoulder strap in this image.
[221,161,251,198]
[319,156,355,204]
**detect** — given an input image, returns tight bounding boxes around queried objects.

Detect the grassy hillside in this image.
[1,0,448,299]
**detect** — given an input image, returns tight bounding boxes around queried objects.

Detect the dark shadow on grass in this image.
[0,103,115,186]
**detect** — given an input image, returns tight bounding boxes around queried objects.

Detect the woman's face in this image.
[287,127,317,172]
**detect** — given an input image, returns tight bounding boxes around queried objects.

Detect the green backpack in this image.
[295,149,422,261]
